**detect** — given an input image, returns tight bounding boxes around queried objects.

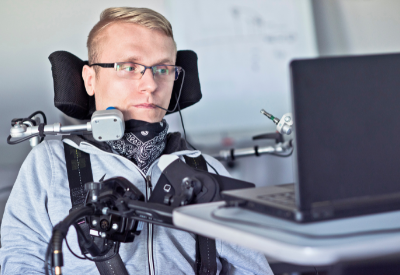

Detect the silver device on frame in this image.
[8,108,125,146]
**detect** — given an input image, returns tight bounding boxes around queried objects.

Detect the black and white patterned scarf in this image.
[106,119,168,174]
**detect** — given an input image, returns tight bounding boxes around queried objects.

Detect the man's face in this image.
[83,22,176,122]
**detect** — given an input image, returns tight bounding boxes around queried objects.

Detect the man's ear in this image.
[82,65,96,96]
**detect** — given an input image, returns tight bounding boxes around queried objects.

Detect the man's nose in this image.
[138,68,158,93]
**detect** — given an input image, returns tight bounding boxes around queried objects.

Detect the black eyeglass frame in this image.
[89,62,183,81]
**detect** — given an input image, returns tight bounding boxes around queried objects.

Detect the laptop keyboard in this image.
[257,191,296,207]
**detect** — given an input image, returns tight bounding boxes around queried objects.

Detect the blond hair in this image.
[87,7,175,65]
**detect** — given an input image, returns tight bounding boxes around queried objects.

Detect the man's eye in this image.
[117,64,138,72]
[123,65,138,72]
[157,67,169,75]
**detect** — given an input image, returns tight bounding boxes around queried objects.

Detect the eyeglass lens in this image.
[115,63,179,81]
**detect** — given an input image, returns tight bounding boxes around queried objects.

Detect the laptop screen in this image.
[290,53,400,210]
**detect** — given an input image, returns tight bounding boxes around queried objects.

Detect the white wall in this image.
[165,0,317,141]
[313,0,400,56]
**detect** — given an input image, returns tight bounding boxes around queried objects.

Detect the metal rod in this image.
[213,141,292,161]
[260,109,280,125]
[60,124,89,132]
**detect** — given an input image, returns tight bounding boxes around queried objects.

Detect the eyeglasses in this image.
[89,62,183,82]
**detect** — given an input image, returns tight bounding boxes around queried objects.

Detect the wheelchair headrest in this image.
[49,50,202,120]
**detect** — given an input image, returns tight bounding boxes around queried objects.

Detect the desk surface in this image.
[173,202,400,266]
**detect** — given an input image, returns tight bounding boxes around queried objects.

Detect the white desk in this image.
[173,202,400,266]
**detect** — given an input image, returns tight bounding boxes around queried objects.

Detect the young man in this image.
[0,7,273,274]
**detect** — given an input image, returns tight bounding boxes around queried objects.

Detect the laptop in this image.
[222,53,400,223]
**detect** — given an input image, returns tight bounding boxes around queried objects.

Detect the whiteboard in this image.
[165,0,317,140]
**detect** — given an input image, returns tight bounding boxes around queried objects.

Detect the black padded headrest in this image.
[49,50,202,120]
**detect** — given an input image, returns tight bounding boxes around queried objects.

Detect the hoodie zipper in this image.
[146,175,155,275]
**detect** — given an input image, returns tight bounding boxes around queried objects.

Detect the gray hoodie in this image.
[0,134,273,275]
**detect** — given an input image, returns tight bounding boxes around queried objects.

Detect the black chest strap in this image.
[64,143,129,275]
[183,155,218,275]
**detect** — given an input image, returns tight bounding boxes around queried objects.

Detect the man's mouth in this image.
[134,103,156,109]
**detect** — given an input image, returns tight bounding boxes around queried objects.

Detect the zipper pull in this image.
[146,175,152,189]
[146,175,152,201]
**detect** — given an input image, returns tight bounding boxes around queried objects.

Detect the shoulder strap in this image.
[183,155,218,275]
[64,143,129,275]
[183,155,208,171]
[64,143,93,211]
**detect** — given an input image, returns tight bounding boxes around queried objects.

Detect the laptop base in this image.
[223,184,400,223]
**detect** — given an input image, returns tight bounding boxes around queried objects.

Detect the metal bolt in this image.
[112,223,118,230]
[92,220,97,226]
[100,219,109,230]
[100,232,107,238]
[114,119,117,122]
[164,184,171,192]
[116,135,120,138]
[95,120,99,123]
[98,136,102,140]
[102,207,109,215]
